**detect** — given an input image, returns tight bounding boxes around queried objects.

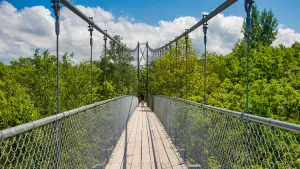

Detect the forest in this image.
[0,36,138,130]
[147,5,300,124]
[0,5,300,132]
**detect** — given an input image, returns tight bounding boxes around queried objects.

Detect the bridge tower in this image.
[137,42,149,102]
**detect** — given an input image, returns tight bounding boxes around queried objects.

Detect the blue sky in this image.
[1,0,299,64]
[6,0,300,32]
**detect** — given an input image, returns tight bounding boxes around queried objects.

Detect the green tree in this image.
[243,5,278,47]
[10,49,56,117]
[0,62,39,129]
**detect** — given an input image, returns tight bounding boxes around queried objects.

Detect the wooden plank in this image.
[127,108,142,169]
[147,111,172,169]
[147,124,156,169]
[106,130,126,168]
[149,111,186,169]
[151,113,186,166]
[106,106,187,169]
[106,107,139,169]
[141,109,152,169]
[130,107,143,169]
[146,110,162,169]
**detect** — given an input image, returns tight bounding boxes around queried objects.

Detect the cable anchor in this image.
[51,0,60,36]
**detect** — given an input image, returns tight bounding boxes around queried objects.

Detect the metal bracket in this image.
[51,0,60,36]
[188,164,202,169]
[103,30,108,41]
[202,14,208,45]
[88,17,94,46]
[245,0,254,16]
[179,148,186,161]
[103,148,108,160]
[171,138,180,146]
[244,0,254,29]
[110,138,116,147]
[91,164,104,169]
[167,126,171,135]
[185,29,189,39]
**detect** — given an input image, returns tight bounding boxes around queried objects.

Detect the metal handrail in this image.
[0,95,133,140]
[154,95,300,133]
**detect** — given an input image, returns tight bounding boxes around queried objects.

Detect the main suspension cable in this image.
[150,0,237,51]
[60,0,136,51]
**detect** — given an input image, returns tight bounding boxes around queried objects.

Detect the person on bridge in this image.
[140,94,145,107]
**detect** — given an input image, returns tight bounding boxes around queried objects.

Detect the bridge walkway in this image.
[105,106,187,169]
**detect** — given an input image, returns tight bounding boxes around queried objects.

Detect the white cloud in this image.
[0,1,299,63]
[192,13,244,55]
[272,27,300,47]
[0,1,54,59]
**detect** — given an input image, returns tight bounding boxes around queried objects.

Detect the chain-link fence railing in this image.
[150,95,300,169]
[0,96,138,169]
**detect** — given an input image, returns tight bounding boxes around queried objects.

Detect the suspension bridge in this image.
[1,0,300,169]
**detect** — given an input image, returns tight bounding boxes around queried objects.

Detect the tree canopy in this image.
[0,6,299,130]
[0,35,137,130]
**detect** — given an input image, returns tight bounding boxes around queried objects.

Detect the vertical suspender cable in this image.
[118,46,121,96]
[51,0,61,168]
[165,46,168,95]
[244,0,253,167]
[245,0,253,115]
[175,40,178,98]
[103,30,108,100]
[203,15,208,130]
[137,42,140,84]
[168,44,172,135]
[169,44,172,97]
[146,42,149,102]
[88,17,94,104]
[174,40,179,146]
[161,48,163,94]
[203,15,208,106]
[185,29,189,100]
[184,29,189,162]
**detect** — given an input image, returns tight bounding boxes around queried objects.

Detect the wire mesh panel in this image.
[0,96,138,169]
[152,95,300,169]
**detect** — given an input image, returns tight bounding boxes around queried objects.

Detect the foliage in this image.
[0,62,39,129]
[0,36,137,130]
[242,5,278,47]
[148,38,300,124]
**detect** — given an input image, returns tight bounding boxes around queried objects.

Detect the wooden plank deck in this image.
[105,106,187,169]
